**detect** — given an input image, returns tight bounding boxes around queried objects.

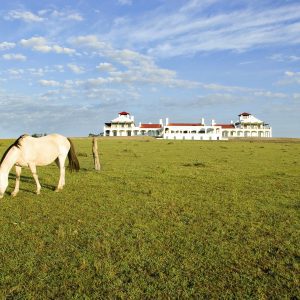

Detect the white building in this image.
[218,112,272,138]
[103,112,272,140]
[163,113,272,140]
[163,118,222,140]
[104,111,163,137]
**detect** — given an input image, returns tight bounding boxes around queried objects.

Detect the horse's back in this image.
[18,134,70,166]
[39,133,69,145]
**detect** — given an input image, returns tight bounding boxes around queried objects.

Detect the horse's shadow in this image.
[8,174,56,195]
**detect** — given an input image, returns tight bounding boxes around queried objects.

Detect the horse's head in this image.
[0,171,8,198]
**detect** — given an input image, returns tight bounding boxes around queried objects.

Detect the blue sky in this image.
[0,0,299,137]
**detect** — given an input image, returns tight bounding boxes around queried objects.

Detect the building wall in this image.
[104,126,162,137]
[222,128,272,138]
[163,126,223,140]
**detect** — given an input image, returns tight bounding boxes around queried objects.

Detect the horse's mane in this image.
[0,134,29,166]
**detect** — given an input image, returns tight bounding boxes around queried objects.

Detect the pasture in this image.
[0,137,299,299]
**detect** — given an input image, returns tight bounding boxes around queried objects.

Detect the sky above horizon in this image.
[0,0,300,137]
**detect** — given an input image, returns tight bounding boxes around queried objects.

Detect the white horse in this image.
[0,134,79,198]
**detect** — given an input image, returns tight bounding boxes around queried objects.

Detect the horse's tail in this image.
[67,138,80,172]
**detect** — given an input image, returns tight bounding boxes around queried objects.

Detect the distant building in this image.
[218,112,272,138]
[163,117,222,140]
[104,112,163,137]
[103,112,272,140]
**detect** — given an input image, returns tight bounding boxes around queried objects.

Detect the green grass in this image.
[0,137,299,299]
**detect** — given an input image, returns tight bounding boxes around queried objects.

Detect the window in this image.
[207,128,214,134]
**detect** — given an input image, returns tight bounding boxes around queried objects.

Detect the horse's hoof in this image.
[11,193,17,197]
[54,189,60,193]
[36,191,41,195]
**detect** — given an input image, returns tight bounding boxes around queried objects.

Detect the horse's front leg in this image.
[29,163,41,195]
[11,165,22,197]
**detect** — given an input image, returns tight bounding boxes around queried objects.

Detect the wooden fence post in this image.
[92,137,101,171]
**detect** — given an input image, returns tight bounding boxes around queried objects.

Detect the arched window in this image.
[222,131,228,137]
[207,128,214,134]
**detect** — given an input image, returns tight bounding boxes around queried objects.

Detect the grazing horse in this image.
[0,134,79,198]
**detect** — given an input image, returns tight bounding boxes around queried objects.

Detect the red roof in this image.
[167,123,203,126]
[140,124,162,129]
[215,124,235,129]
[119,111,130,115]
[238,112,251,116]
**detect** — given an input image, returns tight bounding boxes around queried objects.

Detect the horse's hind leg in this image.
[55,155,66,192]
[11,166,22,197]
[29,163,41,195]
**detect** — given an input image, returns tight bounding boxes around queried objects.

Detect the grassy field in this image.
[0,137,299,299]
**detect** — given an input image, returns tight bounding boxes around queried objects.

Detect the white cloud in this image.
[2,53,27,61]
[20,37,75,55]
[0,90,134,137]
[269,53,300,62]
[7,69,24,78]
[70,35,108,50]
[277,71,300,85]
[195,93,248,106]
[71,35,158,68]
[71,35,202,88]
[5,8,83,24]
[37,9,49,16]
[54,65,65,72]
[6,10,44,22]
[39,80,61,87]
[97,62,116,72]
[50,10,84,21]
[0,42,16,51]
[67,13,84,21]
[51,45,75,55]
[285,71,299,77]
[118,0,132,5]
[113,17,129,26]
[253,91,287,98]
[20,37,48,49]
[28,68,45,77]
[67,63,85,74]
[72,35,291,93]
[106,0,300,57]
[293,93,300,100]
